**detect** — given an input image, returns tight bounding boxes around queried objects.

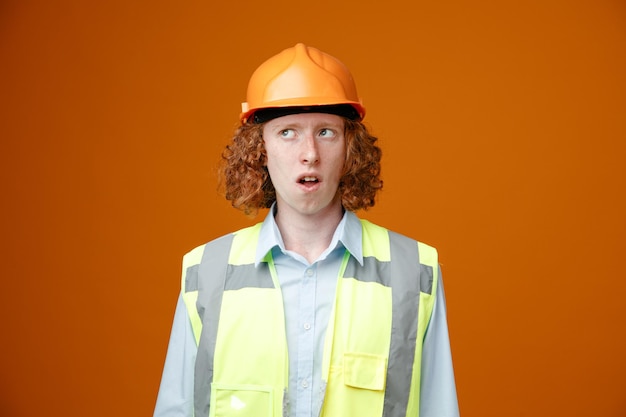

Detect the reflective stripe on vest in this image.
[182,220,438,417]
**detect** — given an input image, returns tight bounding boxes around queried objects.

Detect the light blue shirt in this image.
[154,208,459,417]
[255,208,363,417]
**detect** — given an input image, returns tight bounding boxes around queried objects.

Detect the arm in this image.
[153,294,197,417]
[419,268,460,417]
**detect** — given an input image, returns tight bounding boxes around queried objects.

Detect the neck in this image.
[274,203,344,264]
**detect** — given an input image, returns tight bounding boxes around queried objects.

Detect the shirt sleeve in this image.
[419,267,460,417]
[153,293,197,417]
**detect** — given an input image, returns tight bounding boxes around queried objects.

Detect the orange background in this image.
[1,1,625,416]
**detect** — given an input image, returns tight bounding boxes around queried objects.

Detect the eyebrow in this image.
[269,121,344,132]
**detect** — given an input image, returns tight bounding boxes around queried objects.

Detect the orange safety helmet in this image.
[240,43,365,124]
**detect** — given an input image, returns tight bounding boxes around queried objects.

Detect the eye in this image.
[319,128,336,138]
[279,129,296,139]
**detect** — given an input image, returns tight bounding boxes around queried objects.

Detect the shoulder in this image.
[182,223,263,264]
[358,218,438,264]
[359,218,437,248]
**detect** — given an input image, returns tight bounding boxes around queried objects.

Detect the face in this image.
[263,112,346,219]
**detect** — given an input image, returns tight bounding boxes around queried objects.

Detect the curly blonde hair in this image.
[219,119,383,215]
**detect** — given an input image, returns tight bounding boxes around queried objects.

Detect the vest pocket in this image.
[321,353,387,417]
[210,383,273,417]
[343,352,387,391]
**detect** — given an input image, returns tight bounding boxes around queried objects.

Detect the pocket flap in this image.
[343,352,387,391]
[210,383,273,417]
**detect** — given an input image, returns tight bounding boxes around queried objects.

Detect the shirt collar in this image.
[255,203,364,267]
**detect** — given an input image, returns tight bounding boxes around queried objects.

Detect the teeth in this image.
[302,177,317,182]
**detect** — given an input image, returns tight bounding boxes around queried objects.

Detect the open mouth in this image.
[299,176,319,184]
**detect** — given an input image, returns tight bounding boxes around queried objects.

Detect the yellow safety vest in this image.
[181,219,439,417]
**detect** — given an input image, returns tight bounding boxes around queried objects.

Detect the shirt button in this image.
[301,379,309,388]
[305,268,314,277]
[303,323,311,330]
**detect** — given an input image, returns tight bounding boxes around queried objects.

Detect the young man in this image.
[154,43,459,417]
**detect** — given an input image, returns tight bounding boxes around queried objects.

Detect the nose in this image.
[301,135,319,166]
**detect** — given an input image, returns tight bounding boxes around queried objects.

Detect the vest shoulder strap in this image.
[417,241,438,271]
[181,244,206,345]
[180,223,263,346]
[361,218,438,278]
